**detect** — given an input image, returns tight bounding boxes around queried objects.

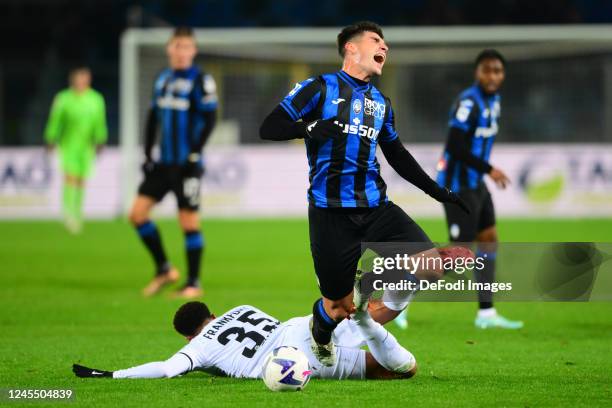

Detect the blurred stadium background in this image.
[1,1,612,406]
[1,1,611,220]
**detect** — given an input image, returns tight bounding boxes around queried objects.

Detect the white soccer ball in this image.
[262,346,312,392]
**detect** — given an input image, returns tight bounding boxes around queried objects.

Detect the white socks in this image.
[352,310,415,372]
[383,288,417,312]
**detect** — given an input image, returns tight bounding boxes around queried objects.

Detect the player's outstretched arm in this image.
[73,352,193,379]
[380,138,470,213]
[73,364,113,378]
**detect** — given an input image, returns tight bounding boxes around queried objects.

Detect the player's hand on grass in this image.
[73,363,113,378]
[431,187,471,214]
[489,167,510,189]
[300,117,341,142]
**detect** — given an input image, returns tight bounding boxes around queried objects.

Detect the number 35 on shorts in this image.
[183,177,201,206]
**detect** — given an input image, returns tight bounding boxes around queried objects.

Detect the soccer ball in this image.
[262,346,311,392]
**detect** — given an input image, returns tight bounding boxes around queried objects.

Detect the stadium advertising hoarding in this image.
[0,145,610,218]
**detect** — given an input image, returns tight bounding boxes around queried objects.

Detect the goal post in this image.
[119,25,612,215]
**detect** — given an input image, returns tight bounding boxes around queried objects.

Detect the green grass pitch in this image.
[1,218,611,407]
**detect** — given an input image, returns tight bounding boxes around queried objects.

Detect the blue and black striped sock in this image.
[476,250,496,309]
[311,298,339,345]
[185,230,204,287]
[135,220,169,275]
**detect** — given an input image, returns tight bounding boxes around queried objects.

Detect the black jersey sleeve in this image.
[143,108,157,161]
[445,127,493,174]
[379,138,439,195]
[259,105,310,141]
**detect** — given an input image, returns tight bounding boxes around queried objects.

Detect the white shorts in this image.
[277,316,366,380]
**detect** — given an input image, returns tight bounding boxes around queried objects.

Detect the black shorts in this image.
[308,201,434,300]
[137,165,201,211]
[443,183,495,242]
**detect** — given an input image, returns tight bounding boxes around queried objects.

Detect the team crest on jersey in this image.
[364,98,385,119]
[352,99,362,114]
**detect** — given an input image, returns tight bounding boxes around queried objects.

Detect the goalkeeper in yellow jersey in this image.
[44,67,108,233]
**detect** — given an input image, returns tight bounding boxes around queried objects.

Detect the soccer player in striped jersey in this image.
[260,21,470,366]
[434,49,522,329]
[128,27,217,299]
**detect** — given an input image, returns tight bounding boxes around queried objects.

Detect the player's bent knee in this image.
[178,210,200,231]
[128,209,146,225]
[477,227,498,244]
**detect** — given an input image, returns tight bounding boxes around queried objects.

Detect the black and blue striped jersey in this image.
[436,84,500,192]
[280,70,398,208]
[150,66,217,165]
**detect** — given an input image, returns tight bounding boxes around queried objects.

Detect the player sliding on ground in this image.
[73,296,417,381]
[259,21,471,367]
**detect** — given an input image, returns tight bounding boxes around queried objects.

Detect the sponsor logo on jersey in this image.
[475,122,498,138]
[157,95,190,111]
[364,97,385,119]
[331,98,345,105]
[167,78,194,94]
[334,120,380,141]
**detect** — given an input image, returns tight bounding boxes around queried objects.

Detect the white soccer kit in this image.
[113,305,366,380]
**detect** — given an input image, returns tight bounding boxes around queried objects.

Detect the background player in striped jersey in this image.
[73,299,417,381]
[44,67,108,234]
[260,21,471,366]
[433,49,522,329]
[128,27,217,299]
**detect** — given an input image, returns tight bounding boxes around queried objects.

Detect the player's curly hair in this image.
[173,301,212,336]
[475,49,506,68]
[337,21,384,57]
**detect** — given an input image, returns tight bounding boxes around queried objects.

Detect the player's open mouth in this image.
[374,53,385,64]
